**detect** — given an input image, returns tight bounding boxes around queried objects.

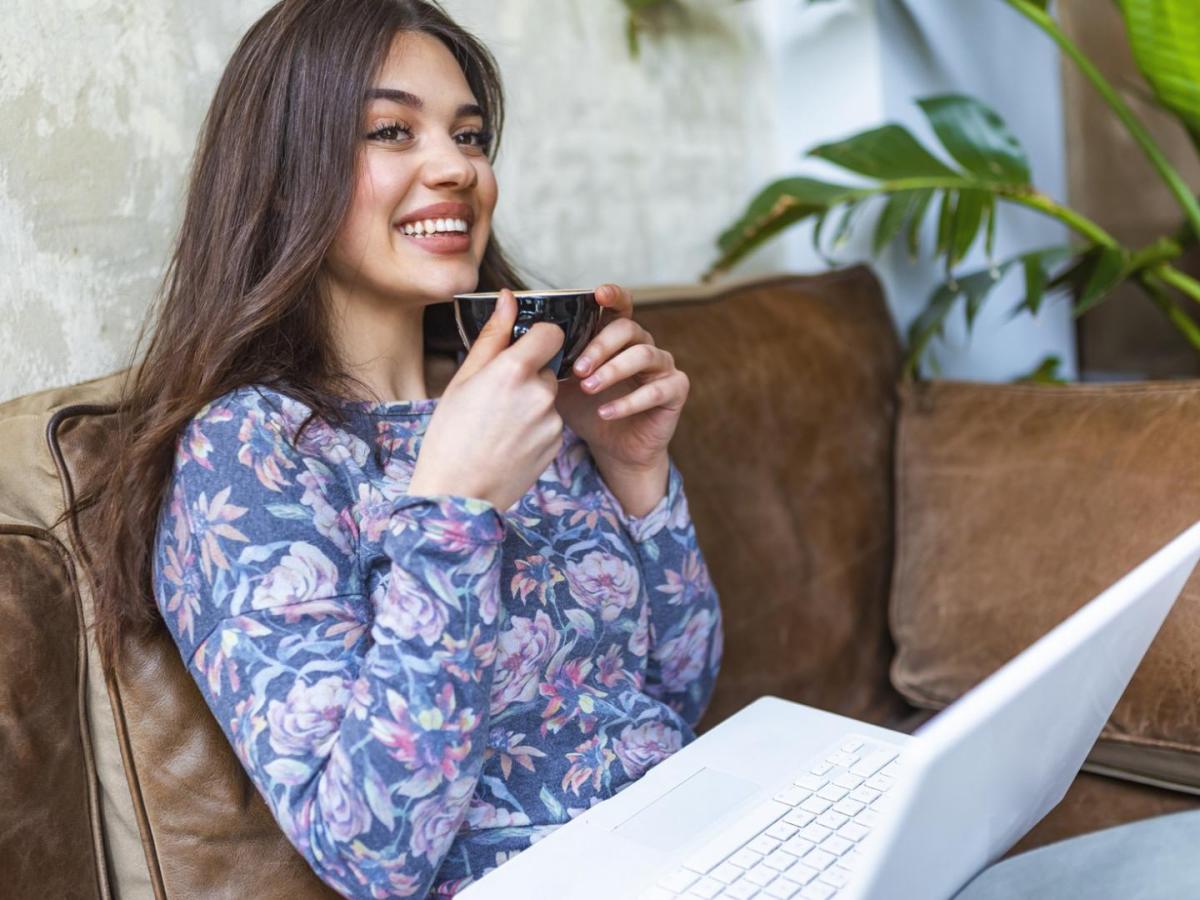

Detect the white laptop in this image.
[460,521,1200,900]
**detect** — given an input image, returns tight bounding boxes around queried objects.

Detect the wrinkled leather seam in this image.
[0,523,108,899]
[48,402,166,900]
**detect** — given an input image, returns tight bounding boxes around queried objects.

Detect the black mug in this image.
[453,289,603,380]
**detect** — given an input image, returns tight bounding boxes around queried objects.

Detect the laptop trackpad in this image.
[613,767,760,851]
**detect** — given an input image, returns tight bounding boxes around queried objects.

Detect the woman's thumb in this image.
[456,289,517,379]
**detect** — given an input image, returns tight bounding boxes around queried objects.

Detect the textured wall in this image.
[0,0,771,402]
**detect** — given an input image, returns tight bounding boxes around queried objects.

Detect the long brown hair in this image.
[69,0,528,668]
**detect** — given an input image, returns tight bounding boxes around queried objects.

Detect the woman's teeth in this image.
[399,218,470,237]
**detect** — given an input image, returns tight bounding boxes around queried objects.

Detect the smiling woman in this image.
[60,1,720,898]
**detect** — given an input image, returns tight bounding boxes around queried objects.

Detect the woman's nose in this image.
[422,136,476,189]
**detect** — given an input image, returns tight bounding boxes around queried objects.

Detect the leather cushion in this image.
[891,379,1200,791]
[0,528,106,899]
[635,268,911,731]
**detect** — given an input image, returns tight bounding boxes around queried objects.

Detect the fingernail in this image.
[598,405,614,418]
[582,376,600,390]
[575,356,592,374]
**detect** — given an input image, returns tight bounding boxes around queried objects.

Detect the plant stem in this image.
[1137,272,1200,351]
[867,177,1120,247]
[1002,0,1200,241]
[1155,264,1200,306]
[999,190,1119,248]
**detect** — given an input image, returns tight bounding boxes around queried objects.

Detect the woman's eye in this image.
[367,123,412,142]
[457,129,494,151]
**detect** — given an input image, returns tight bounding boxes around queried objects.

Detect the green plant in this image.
[619,0,683,58]
[705,0,1200,377]
[618,0,758,58]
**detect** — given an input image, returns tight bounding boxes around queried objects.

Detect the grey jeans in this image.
[952,810,1200,899]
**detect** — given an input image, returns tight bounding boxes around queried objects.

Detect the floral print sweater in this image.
[152,384,723,898]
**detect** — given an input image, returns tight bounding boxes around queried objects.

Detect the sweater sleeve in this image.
[598,458,723,730]
[153,389,503,899]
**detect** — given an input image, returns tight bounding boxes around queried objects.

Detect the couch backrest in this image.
[0,269,908,897]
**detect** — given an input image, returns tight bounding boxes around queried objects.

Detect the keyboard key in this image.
[781,836,815,858]
[721,882,759,900]
[821,835,853,857]
[799,797,832,815]
[839,822,869,843]
[763,877,801,899]
[728,848,763,869]
[866,774,895,792]
[744,864,778,887]
[659,869,698,892]
[882,761,901,778]
[689,877,724,899]
[840,737,864,753]
[858,810,881,829]
[805,849,837,871]
[818,867,851,889]
[809,762,832,776]
[766,822,798,842]
[785,861,819,885]
[711,863,743,885]
[747,835,781,856]
[766,850,800,872]
[831,772,863,790]
[783,810,816,829]
[799,882,835,900]
[683,802,790,874]
[841,849,864,871]
[794,773,826,792]
[849,749,897,778]
[815,811,848,831]
[849,786,881,805]
[774,787,811,807]
[816,784,848,803]
[799,823,831,844]
[833,798,865,817]
[825,751,858,768]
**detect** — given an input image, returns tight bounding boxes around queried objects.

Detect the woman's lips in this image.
[396,227,471,255]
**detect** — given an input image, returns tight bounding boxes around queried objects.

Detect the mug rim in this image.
[453,288,595,300]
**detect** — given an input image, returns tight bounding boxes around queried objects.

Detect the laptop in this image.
[459,521,1200,900]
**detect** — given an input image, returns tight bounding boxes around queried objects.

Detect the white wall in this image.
[0,0,771,402]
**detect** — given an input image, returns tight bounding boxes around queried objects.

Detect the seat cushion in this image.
[891,378,1200,793]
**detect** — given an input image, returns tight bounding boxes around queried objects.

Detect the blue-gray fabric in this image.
[954,810,1200,899]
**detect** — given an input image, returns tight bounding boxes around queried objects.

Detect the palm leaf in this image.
[810,125,960,180]
[917,95,1032,185]
[1119,0,1200,147]
[708,178,867,276]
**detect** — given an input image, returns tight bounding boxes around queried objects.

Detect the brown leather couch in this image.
[3,268,1199,899]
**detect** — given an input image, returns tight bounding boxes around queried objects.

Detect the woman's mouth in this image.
[395,218,472,255]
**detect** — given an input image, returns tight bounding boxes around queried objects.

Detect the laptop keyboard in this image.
[639,734,905,900]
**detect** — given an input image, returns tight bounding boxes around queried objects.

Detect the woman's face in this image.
[323,31,498,308]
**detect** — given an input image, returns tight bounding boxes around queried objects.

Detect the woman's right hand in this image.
[408,288,566,512]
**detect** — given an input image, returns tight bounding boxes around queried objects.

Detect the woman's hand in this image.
[556,284,689,513]
[410,289,565,512]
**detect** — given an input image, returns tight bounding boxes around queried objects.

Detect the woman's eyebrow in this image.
[366,88,482,119]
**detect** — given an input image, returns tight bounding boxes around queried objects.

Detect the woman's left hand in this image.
[555,283,689,474]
